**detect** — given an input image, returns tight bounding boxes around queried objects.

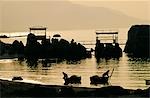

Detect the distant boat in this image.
[0,35,28,38]
[0,35,9,38]
[53,34,61,37]
[145,80,150,85]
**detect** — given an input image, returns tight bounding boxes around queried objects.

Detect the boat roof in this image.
[29,27,47,30]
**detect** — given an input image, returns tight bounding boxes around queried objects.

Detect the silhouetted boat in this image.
[12,76,23,81]
[90,68,114,85]
[90,76,109,85]
[95,30,122,58]
[62,72,81,85]
[53,34,61,37]
[145,80,150,85]
[0,35,9,38]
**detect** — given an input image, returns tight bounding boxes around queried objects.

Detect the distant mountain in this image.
[1,1,148,32]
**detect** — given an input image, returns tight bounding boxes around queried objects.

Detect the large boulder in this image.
[124,25,150,57]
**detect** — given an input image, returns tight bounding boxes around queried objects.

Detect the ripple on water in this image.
[0,56,150,89]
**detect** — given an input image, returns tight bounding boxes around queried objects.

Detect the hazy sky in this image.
[0,0,149,32]
[71,0,150,21]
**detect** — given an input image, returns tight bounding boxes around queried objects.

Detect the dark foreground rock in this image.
[0,79,149,98]
[124,25,150,58]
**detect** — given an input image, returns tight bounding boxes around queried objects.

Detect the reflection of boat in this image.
[0,35,9,38]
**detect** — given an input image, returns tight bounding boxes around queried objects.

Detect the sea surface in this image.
[0,29,150,90]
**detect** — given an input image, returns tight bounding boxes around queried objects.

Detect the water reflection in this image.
[26,58,38,68]
[127,57,150,88]
[96,57,120,65]
[0,54,150,89]
[66,60,81,65]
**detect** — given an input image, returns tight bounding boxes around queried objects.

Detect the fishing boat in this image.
[95,30,122,58]
[90,68,114,85]
[90,76,109,85]
[145,80,150,85]
[0,35,9,38]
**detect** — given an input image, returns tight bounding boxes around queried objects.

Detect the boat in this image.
[12,76,23,81]
[90,68,114,85]
[145,80,150,85]
[95,30,122,58]
[90,76,109,85]
[0,35,9,38]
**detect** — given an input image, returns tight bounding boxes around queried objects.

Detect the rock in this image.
[92,86,128,97]
[124,25,150,57]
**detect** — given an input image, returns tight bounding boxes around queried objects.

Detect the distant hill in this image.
[1,1,148,32]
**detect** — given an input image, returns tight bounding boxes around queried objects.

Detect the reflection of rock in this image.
[0,41,5,55]
[124,25,150,57]
[26,58,38,67]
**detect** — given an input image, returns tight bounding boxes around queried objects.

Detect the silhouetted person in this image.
[62,72,81,85]
[114,43,122,58]
[63,72,68,80]
[71,39,74,44]
[102,70,110,77]
[95,40,105,58]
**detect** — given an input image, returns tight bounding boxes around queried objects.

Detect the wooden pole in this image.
[109,68,114,78]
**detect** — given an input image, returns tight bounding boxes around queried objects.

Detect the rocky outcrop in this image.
[124,25,150,57]
[24,33,87,60]
[0,40,24,59]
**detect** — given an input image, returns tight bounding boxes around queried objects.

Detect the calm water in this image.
[0,29,150,90]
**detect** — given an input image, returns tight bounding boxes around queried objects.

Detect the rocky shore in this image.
[0,79,149,97]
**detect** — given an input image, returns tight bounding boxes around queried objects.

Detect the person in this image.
[102,70,110,77]
[62,72,68,79]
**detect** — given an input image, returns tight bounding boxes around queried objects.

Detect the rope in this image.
[109,68,114,78]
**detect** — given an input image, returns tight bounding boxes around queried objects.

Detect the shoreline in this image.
[0,78,149,97]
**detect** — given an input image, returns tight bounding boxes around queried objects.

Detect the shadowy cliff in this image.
[124,25,150,58]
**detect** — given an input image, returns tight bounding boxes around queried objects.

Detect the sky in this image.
[0,0,149,32]
[70,0,150,21]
